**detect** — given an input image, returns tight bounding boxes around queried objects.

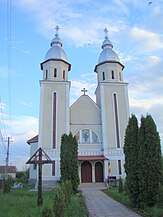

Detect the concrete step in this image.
[79,182,107,189]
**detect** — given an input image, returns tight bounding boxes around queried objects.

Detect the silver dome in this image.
[98,36,120,63]
[44,32,68,62]
[45,45,68,61]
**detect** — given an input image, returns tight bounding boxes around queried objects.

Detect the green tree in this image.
[138,114,162,207]
[60,132,79,192]
[118,177,123,193]
[124,114,139,206]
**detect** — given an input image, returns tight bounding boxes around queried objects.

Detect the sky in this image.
[0,0,163,171]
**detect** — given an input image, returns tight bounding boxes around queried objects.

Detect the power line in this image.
[7,0,12,136]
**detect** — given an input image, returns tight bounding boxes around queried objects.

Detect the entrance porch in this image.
[78,156,109,183]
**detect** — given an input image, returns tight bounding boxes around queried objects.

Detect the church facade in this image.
[27,27,130,186]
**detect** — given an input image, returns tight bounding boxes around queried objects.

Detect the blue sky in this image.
[0,0,163,170]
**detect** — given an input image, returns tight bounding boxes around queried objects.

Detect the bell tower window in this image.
[102,72,105,81]
[63,70,65,80]
[45,70,48,79]
[111,70,114,79]
[54,68,57,77]
[119,72,121,81]
[113,93,120,148]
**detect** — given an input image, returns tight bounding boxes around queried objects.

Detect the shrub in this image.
[53,187,66,217]
[157,184,163,208]
[118,177,123,193]
[3,179,11,193]
[41,205,54,217]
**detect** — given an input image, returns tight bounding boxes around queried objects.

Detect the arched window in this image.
[102,72,105,81]
[75,129,99,144]
[54,68,57,77]
[111,70,114,79]
[63,70,65,80]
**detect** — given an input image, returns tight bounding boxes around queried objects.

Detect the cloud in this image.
[0,113,38,170]
[112,0,129,15]
[10,115,38,143]
[130,27,163,51]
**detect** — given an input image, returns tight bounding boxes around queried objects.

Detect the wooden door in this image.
[95,162,103,182]
[81,161,92,183]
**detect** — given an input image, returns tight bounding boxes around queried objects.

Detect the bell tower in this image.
[95,29,130,178]
[39,26,71,151]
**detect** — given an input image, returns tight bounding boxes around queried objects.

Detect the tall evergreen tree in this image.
[124,114,139,206]
[60,132,79,191]
[138,114,162,207]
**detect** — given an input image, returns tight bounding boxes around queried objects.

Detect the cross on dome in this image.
[81,88,88,95]
[55,25,60,37]
[104,28,108,38]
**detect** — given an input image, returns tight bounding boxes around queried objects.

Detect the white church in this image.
[27,26,130,187]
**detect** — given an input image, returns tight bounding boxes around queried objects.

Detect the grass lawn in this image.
[0,188,88,217]
[103,187,163,217]
[0,188,55,217]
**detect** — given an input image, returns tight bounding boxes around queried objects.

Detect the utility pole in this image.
[5,137,11,179]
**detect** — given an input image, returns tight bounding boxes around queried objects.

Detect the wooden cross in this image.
[81,88,88,95]
[26,147,52,206]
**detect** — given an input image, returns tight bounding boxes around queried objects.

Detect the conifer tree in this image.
[124,114,139,206]
[60,132,79,191]
[138,114,162,207]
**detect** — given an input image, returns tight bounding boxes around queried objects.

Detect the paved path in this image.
[81,188,142,217]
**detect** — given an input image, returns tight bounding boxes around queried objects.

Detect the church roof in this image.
[27,135,38,144]
[70,94,101,125]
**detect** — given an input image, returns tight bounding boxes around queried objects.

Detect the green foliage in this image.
[118,177,123,193]
[3,179,11,193]
[103,188,132,208]
[138,114,162,208]
[0,188,56,217]
[124,114,139,206]
[60,132,79,192]
[124,114,162,208]
[0,186,87,217]
[157,185,163,208]
[53,180,73,216]
[61,180,73,206]
[64,193,88,217]
[16,169,29,183]
[41,205,54,217]
[53,187,66,217]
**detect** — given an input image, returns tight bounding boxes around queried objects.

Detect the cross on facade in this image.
[81,88,88,95]
[104,28,108,37]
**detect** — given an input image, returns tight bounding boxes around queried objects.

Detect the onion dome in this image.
[98,28,120,64]
[44,25,68,62]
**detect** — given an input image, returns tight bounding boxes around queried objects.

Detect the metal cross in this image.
[81,88,88,95]
[55,25,60,37]
[55,25,60,33]
[104,28,108,37]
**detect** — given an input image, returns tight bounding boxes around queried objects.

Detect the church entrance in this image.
[81,161,92,183]
[95,162,103,182]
